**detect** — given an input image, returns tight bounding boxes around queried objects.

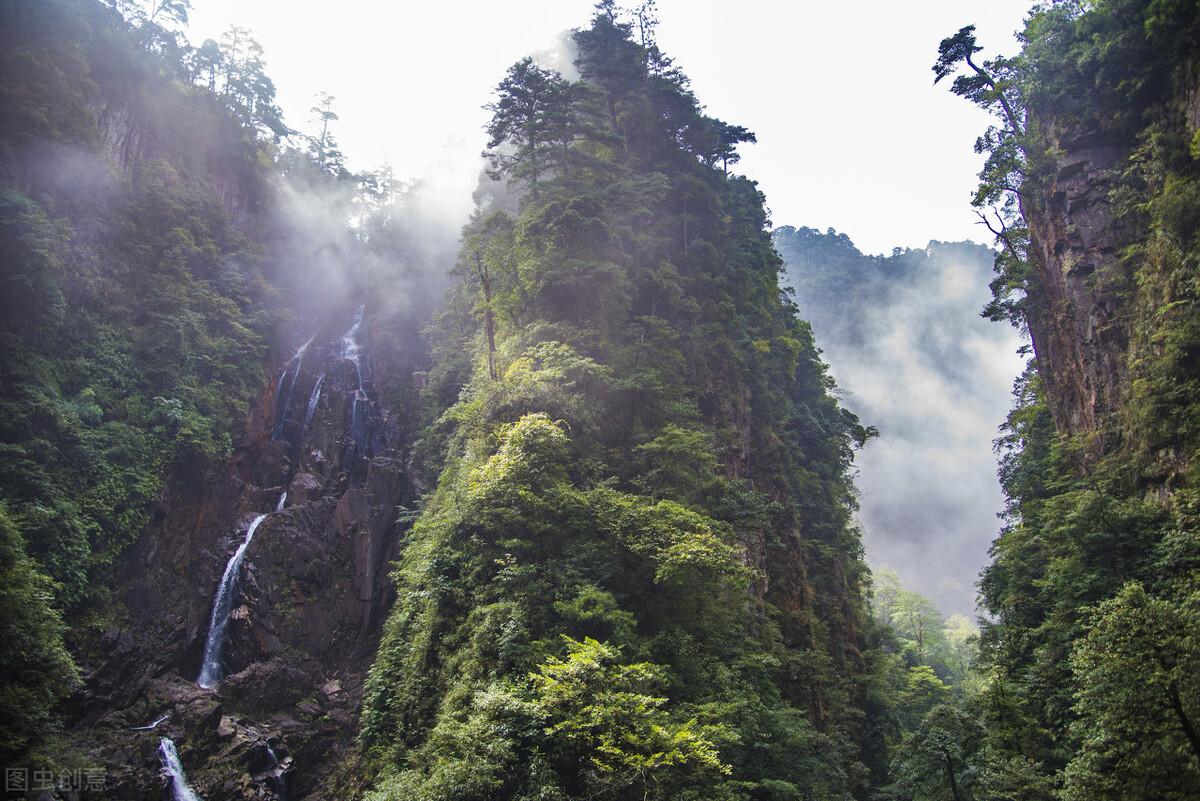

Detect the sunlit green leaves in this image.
[532,636,729,789]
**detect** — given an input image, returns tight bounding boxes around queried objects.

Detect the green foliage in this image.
[0,190,66,334]
[972,352,1199,794]
[554,585,636,646]
[632,424,717,502]
[936,2,1200,796]
[0,505,79,765]
[0,0,274,617]
[1063,581,1200,801]
[883,704,982,801]
[889,592,949,667]
[484,58,601,196]
[533,636,729,795]
[866,568,985,790]
[0,0,282,762]
[304,91,347,177]
[588,486,744,586]
[897,666,950,728]
[0,165,268,612]
[364,683,545,801]
[362,5,876,799]
[868,569,978,688]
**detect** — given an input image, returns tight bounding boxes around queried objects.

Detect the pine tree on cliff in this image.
[359,6,877,800]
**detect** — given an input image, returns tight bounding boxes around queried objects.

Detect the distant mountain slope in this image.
[773,226,1023,614]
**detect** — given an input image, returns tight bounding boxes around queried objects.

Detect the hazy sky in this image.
[188,0,1034,254]
[186,1,1034,611]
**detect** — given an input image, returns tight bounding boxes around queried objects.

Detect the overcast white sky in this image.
[189,0,1033,254]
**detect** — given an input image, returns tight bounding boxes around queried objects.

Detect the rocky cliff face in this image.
[70,307,418,801]
[1023,66,1200,472]
[1022,123,1128,441]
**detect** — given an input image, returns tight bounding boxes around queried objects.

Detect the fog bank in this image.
[775,226,1026,615]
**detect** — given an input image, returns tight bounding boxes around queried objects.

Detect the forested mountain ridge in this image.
[358,6,886,800]
[0,0,278,763]
[1,1,889,797]
[904,1,1200,798]
[4,0,1199,800]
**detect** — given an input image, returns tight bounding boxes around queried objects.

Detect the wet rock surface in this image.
[69,309,419,800]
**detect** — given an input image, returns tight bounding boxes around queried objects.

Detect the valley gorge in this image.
[1,2,1198,801]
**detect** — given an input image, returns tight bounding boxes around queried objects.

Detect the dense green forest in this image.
[0,0,276,764]
[0,0,428,774]
[358,7,884,799]
[0,0,1198,799]
[914,1,1200,799]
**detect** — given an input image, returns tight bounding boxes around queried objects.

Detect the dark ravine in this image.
[70,307,421,800]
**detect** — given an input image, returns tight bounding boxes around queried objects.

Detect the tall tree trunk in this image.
[1169,685,1200,765]
[476,252,498,380]
[942,752,963,801]
[527,119,539,199]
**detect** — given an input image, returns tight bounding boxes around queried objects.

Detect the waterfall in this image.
[266,744,289,801]
[275,492,287,512]
[351,388,368,448]
[272,337,315,440]
[132,713,169,731]
[269,368,287,433]
[303,374,324,429]
[158,738,201,801]
[197,511,269,689]
[340,307,368,452]
[341,305,365,374]
[341,305,366,393]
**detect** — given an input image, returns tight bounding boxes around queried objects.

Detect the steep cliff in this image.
[0,0,277,769]
[0,2,435,796]
[75,307,421,801]
[930,4,1200,799]
[359,10,880,801]
[1014,123,1127,439]
[957,2,1200,477]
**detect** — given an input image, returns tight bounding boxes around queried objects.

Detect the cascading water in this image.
[272,337,315,440]
[275,492,287,512]
[352,388,368,447]
[158,738,201,801]
[340,306,369,453]
[196,493,281,689]
[341,305,365,377]
[265,744,289,801]
[132,713,169,731]
[303,373,324,430]
[269,371,287,432]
